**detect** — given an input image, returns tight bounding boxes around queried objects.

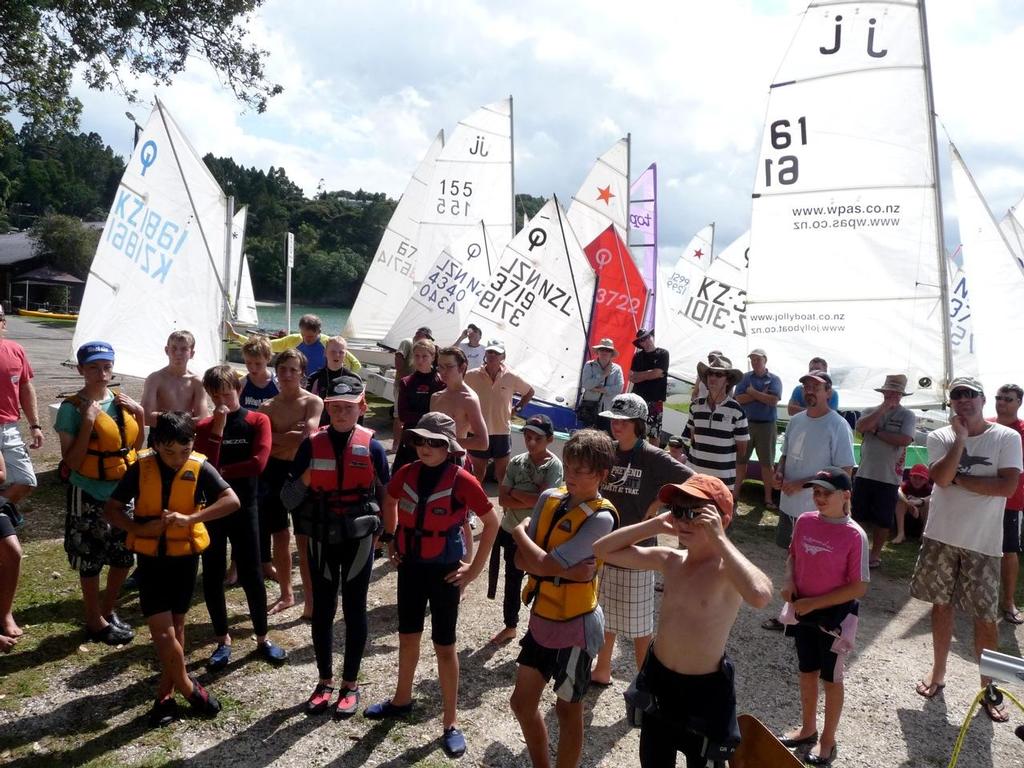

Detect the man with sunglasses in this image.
[683,355,748,500]
[911,376,1022,722]
[594,475,773,768]
[989,384,1024,625]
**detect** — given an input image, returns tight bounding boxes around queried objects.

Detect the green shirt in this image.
[500,451,563,531]
[54,393,122,500]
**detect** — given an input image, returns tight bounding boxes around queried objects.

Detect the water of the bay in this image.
[251,302,351,334]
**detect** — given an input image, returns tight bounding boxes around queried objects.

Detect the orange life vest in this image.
[64,395,139,481]
[125,451,210,557]
[395,462,466,561]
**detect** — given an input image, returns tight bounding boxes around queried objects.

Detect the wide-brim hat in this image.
[633,328,654,347]
[404,411,464,454]
[591,338,618,356]
[875,373,912,396]
[696,354,743,387]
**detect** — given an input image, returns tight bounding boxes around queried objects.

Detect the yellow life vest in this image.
[64,394,140,481]
[521,489,618,622]
[125,451,210,557]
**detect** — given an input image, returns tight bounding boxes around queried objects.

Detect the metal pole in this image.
[285,232,295,334]
[222,196,234,362]
[919,0,953,389]
[509,95,515,235]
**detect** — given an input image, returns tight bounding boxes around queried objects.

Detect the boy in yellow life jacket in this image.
[366,411,498,758]
[104,411,240,728]
[55,341,145,646]
[508,429,619,768]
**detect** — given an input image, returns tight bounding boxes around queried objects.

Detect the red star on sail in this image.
[693,248,703,259]
[596,185,614,205]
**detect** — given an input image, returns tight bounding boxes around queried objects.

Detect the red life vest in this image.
[308,424,376,513]
[396,462,465,561]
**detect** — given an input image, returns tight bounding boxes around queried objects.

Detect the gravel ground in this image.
[0,315,1021,767]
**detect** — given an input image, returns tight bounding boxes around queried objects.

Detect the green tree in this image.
[1,1,282,133]
[515,193,548,231]
[30,213,100,278]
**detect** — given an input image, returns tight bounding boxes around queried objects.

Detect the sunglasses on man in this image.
[949,389,980,400]
[410,435,449,449]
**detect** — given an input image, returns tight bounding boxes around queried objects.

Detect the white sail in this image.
[227,206,258,325]
[236,253,259,326]
[657,228,748,381]
[383,222,497,350]
[343,131,445,341]
[949,144,1023,400]
[73,99,229,380]
[464,198,595,405]
[414,98,514,302]
[746,2,946,409]
[567,138,629,248]
[998,208,1024,273]
[946,250,976,378]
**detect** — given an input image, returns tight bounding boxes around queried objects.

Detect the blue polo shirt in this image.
[735,370,783,422]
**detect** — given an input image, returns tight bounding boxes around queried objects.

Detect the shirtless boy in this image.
[259,349,323,616]
[141,331,207,427]
[430,346,488,455]
[594,475,773,768]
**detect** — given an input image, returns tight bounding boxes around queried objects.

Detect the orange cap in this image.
[658,474,734,528]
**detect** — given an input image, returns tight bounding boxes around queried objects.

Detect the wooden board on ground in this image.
[730,714,803,768]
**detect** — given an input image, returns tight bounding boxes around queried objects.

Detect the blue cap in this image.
[77,341,115,365]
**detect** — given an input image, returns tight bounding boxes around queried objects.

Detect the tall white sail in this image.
[998,207,1024,273]
[946,249,976,378]
[746,2,947,408]
[949,144,1023,399]
[236,254,259,327]
[567,138,629,249]
[73,99,229,379]
[343,131,444,341]
[383,222,497,350]
[413,98,514,301]
[464,198,595,405]
[657,228,747,381]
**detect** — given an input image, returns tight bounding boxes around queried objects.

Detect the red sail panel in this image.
[583,225,648,376]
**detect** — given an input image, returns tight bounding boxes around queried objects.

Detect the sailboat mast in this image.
[919,0,952,387]
[710,221,716,261]
[222,195,234,361]
[626,133,631,246]
[509,95,516,234]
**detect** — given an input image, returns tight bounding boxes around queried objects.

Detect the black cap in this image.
[523,414,554,437]
[415,326,434,341]
[323,374,365,402]
[803,467,852,492]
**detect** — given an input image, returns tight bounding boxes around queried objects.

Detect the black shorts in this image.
[0,507,16,539]
[260,457,292,535]
[1004,509,1022,554]
[785,602,858,683]
[468,434,512,461]
[638,649,739,767]
[851,476,898,529]
[137,553,199,617]
[516,630,594,703]
[397,561,460,645]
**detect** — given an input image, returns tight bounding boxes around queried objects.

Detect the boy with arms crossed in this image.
[105,412,239,726]
[260,348,323,616]
[594,475,773,768]
[509,429,617,768]
[141,331,207,426]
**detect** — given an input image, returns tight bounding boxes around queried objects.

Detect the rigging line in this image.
[554,196,589,341]
[155,99,230,301]
[771,64,926,90]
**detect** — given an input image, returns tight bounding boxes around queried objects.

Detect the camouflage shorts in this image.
[910,537,1000,623]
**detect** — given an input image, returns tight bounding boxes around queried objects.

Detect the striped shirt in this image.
[683,397,750,490]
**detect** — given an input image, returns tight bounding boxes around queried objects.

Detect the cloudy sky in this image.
[70,0,1024,255]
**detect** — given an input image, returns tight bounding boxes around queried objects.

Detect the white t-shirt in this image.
[459,342,486,371]
[780,410,855,518]
[924,423,1023,557]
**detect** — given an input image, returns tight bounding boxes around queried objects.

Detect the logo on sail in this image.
[139,141,158,176]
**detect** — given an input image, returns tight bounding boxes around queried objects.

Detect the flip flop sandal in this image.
[1004,609,1024,625]
[915,680,945,699]
[982,699,1010,723]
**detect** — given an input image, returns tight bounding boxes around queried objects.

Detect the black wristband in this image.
[29,424,41,430]
[378,531,395,543]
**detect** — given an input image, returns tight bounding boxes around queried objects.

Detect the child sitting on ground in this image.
[366,412,498,758]
[777,467,869,766]
[893,463,932,544]
[104,412,240,727]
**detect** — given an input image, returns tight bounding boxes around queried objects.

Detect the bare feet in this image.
[891,535,905,545]
[489,627,516,645]
[223,564,238,587]
[591,668,612,686]
[268,595,295,615]
[0,634,17,653]
[300,599,313,621]
[1,616,23,637]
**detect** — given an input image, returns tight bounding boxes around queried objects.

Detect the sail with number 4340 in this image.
[746,1,950,408]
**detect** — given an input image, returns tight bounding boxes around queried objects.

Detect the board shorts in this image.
[137,553,200,617]
[64,486,134,577]
[468,434,512,461]
[259,457,293,562]
[1003,509,1022,554]
[0,505,16,539]
[852,476,899,529]
[0,423,36,490]
[911,536,1001,622]
[745,421,777,465]
[517,630,594,703]
[396,561,460,645]
[600,564,655,638]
